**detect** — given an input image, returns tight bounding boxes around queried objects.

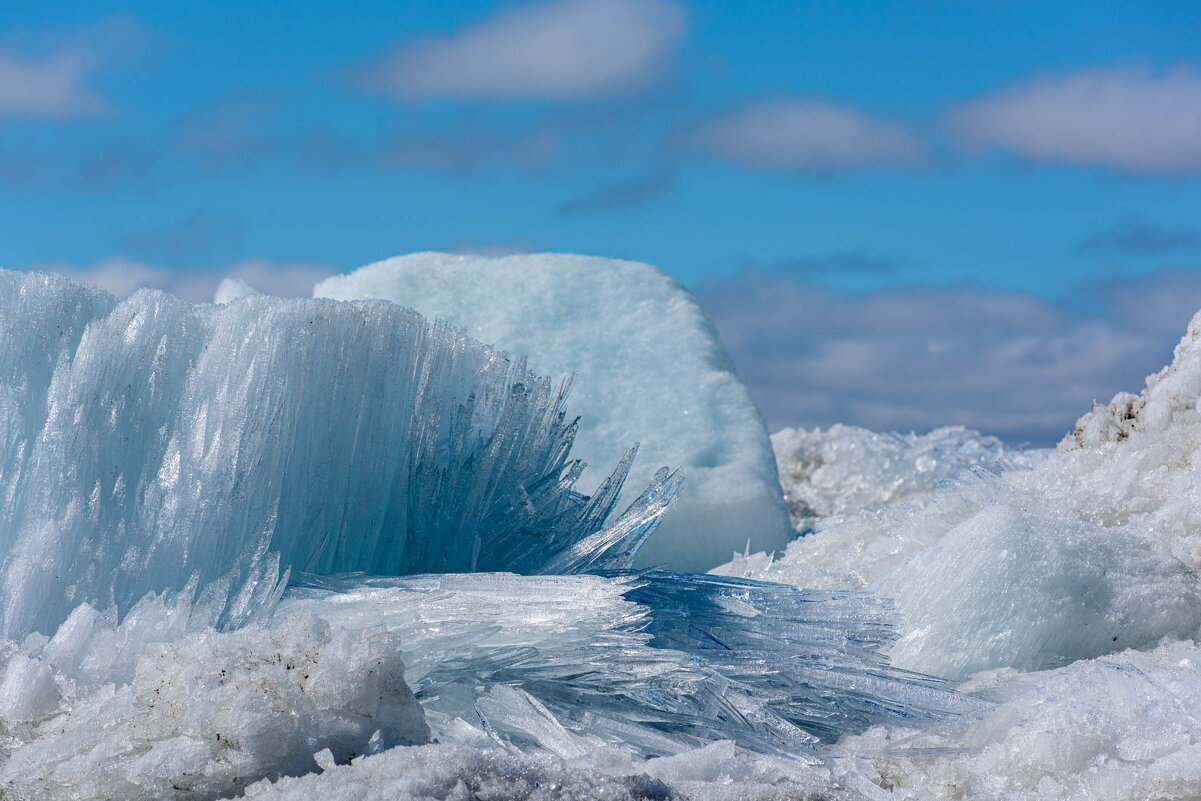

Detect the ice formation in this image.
[0,269,678,638]
[0,267,968,800]
[314,252,793,571]
[282,571,976,758]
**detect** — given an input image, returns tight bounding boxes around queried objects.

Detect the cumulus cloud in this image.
[360,0,685,100]
[949,64,1201,172]
[699,268,1201,444]
[0,50,105,119]
[19,258,337,303]
[695,100,924,171]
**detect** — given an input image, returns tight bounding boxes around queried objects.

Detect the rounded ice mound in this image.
[315,252,792,571]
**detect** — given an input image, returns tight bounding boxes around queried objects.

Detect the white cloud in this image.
[360,0,685,99]
[0,50,105,119]
[949,64,1201,172]
[19,258,337,303]
[699,269,1201,443]
[696,100,924,170]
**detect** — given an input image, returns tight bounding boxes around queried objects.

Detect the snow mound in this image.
[875,504,1201,679]
[0,597,427,801]
[843,637,1201,801]
[315,252,792,571]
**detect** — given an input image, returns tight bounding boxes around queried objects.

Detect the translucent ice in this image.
[281,570,977,758]
[0,269,675,637]
[314,252,793,571]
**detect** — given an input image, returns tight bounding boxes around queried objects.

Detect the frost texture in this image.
[314,252,793,571]
[282,571,977,758]
[0,269,676,638]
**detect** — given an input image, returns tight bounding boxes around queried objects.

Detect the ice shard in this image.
[284,570,981,758]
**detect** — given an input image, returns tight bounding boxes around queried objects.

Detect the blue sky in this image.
[3,0,1201,442]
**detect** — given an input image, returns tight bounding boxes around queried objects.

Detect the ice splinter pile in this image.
[0,268,961,800]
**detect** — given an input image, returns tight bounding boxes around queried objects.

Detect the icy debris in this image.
[769,425,1012,531]
[0,269,675,638]
[315,252,793,571]
[281,571,976,758]
[238,637,1201,800]
[0,598,427,801]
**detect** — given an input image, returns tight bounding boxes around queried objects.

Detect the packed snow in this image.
[314,253,793,571]
[3,258,1201,800]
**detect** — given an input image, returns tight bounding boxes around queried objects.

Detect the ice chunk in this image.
[0,269,674,638]
[314,252,793,571]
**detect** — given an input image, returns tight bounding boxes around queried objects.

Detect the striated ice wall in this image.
[0,269,677,638]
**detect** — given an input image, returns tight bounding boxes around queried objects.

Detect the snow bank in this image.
[315,253,792,571]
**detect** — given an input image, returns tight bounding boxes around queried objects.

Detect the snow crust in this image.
[0,596,427,800]
[315,253,793,571]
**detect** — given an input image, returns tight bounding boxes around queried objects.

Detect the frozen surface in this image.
[0,269,675,638]
[0,267,964,799]
[315,253,792,571]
